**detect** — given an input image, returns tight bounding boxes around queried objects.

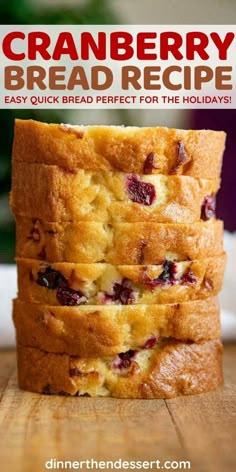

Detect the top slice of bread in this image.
[12,119,226,178]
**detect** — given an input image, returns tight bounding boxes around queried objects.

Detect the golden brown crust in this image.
[17,340,223,398]
[12,120,226,179]
[11,161,220,223]
[13,297,221,357]
[15,217,224,264]
[16,255,226,306]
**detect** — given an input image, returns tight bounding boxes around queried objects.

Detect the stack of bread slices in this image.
[11,119,226,398]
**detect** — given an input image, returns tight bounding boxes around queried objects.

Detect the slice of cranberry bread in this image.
[14,297,221,357]
[13,120,225,179]
[16,255,226,306]
[15,217,223,264]
[11,161,220,224]
[17,339,223,398]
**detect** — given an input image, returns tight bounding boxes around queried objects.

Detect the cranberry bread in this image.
[16,254,226,306]
[14,297,221,357]
[13,120,225,179]
[15,217,223,264]
[11,161,220,224]
[17,339,223,398]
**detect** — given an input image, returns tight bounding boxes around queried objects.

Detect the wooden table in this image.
[0,345,235,472]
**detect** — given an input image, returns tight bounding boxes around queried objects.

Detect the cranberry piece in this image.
[104,278,135,305]
[126,174,156,206]
[170,141,191,174]
[56,287,87,306]
[142,336,158,349]
[116,350,137,369]
[143,153,159,174]
[36,267,67,289]
[36,267,87,305]
[201,195,216,221]
[113,279,135,305]
[144,261,178,287]
[181,269,197,284]
[158,261,177,283]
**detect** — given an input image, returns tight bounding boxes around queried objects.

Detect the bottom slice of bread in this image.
[17,340,223,398]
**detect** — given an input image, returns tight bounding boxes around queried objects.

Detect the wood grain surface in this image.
[0,345,235,472]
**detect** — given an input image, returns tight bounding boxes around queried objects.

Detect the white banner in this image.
[0,25,235,109]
